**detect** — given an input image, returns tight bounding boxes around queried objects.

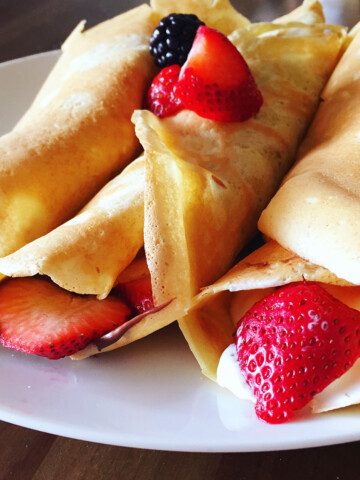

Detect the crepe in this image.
[0,4,158,258]
[191,21,360,413]
[257,24,360,286]
[136,2,345,376]
[0,0,251,356]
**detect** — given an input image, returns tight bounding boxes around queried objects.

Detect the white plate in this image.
[1,51,360,453]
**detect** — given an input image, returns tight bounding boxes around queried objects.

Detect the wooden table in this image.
[0,1,360,479]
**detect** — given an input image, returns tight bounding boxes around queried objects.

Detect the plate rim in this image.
[0,51,360,453]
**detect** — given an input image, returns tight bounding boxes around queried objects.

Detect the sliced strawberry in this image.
[175,26,263,122]
[0,277,131,359]
[235,282,360,424]
[113,276,154,315]
[147,65,184,118]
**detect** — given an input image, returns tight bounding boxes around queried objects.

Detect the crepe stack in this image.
[0,4,159,258]
[194,22,360,414]
[0,1,346,359]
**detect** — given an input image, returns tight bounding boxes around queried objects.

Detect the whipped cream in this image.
[217,343,255,403]
[217,343,360,413]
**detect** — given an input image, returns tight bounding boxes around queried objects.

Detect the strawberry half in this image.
[175,26,263,122]
[0,277,131,359]
[146,64,184,118]
[113,277,154,315]
[235,282,360,424]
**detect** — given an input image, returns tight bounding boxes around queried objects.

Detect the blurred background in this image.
[0,0,359,62]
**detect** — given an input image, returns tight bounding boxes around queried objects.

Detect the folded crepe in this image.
[0,1,346,359]
[0,0,249,355]
[0,4,158,258]
[138,2,346,372]
[193,21,360,413]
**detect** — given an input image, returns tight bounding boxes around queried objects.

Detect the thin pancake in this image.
[0,4,158,257]
[258,22,360,285]
[133,2,345,375]
[0,157,146,299]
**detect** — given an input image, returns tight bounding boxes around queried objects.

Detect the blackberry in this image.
[149,13,205,68]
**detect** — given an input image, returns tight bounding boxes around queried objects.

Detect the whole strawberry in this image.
[235,282,360,423]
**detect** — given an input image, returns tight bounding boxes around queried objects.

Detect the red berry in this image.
[235,282,360,424]
[113,276,154,315]
[146,65,183,118]
[176,26,263,122]
[0,277,131,359]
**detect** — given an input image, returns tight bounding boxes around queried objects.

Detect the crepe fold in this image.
[258,22,360,286]
[0,157,146,299]
[0,4,159,258]
[131,2,345,377]
[190,22,360,414]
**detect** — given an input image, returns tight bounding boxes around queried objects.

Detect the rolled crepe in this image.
[0,156,146,299]
[0,4,158,258]
[0,0,247,296]
[136,2,345,374]
[192,22,360,415]
[0,0,250,356]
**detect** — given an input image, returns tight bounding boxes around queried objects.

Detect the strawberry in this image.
[0,277,131,359]
[235,282,360,424]
[146,65,184,118]
[175,26,263,122]
[113,276,154,315]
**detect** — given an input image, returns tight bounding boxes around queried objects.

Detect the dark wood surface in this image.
[2,419,360,480]
[1,1,360,479]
